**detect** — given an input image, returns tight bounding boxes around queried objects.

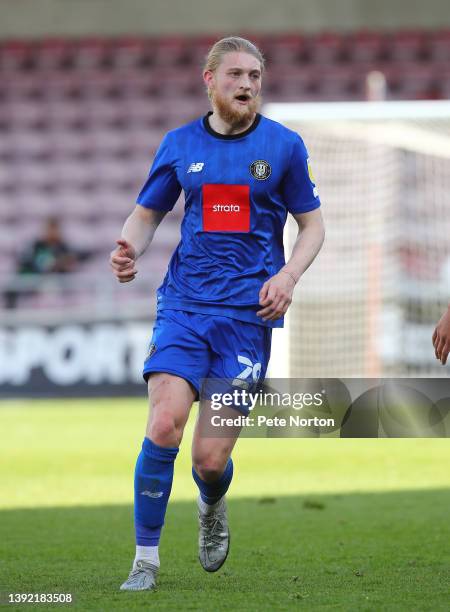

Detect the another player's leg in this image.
[191,421,240,572]
[120,373,195,591]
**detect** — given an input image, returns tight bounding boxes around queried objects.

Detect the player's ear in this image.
[203,70,214,89]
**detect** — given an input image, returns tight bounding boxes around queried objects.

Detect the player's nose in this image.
[237,83,252,97]
[239,74,252,90]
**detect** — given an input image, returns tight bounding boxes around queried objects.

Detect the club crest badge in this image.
[250,160,271,180]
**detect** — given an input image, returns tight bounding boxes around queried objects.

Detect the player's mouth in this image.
[234,93,251,104]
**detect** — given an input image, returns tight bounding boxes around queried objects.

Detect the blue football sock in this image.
[134,437,179,546]
[192,457,234,505]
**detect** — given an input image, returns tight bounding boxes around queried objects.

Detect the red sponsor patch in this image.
[203,184,250,232]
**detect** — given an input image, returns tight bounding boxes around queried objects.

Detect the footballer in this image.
[110,36,325,591]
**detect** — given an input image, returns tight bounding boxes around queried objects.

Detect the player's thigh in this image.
[145,372,196,444]
[192,318,272,472]
[208,317,272,389]
[142,309,211,445]
[143,309,210,393]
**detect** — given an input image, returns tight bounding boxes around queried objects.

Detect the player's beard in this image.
[210,88,261,130]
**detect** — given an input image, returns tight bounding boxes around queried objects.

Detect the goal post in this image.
[265,100,450,378]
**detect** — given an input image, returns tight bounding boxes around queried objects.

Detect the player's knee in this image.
[148,411,182,447]
[192,456,226,483]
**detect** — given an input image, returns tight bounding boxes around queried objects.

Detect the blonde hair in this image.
[204,36,265,74]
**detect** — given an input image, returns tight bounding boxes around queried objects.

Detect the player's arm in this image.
[257,208,325,321]
[110,205,167,283]
[432,305,450,365]
[282,208,325,283]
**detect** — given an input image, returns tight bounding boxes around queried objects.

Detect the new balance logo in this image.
[187,162,204,173]
[140,490,163,498]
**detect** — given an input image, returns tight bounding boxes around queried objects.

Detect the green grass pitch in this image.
[0,398,449,611]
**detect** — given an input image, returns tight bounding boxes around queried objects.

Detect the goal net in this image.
[265,101,450,378]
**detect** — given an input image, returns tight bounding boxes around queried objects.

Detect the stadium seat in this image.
[0,224,20,256]
[0,131,13,157]
[3,74,45,101]
[126,126,168,156]
[11,159,50,190]
[387,30,428,62]
[77,70,123,101]
[381,63,438,100]
[8,100,48,129]
[14,190,59,220]
[10,129,53,160]
[95,185,134,217]
[6,218,45,251]
[19,291,72,310]
[346,30,387,63]
[36,38,75,70]
[147,67,201,98]
[0,197,20,223]
[53,190,99,220]
[0,40,34,71]
[262,33,307,66]
[0,253,16,275]
[151,36,190,67]
[124,99,168,127]
[43,72,86,102]
[428,29,450,62]
[84,100,127,127]
[73,38,113,69]
[111,37,150,69]
[441,70,450,99]
[164,98,209,124]
[315,66,363,100]
[64,220,109,251]
[307,31,345,64]
[185,34,222,68]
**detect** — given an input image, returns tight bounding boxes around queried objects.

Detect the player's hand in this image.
[432,306,450,365]
[110,239,138,283]
[257,270,296,321]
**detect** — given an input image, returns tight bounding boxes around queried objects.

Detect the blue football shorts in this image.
[143,309,272,407]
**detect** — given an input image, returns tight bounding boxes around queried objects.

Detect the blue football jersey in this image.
[137,112,320,328]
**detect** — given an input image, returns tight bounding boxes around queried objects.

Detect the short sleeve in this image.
[136,134,182,211]
[282,135,321,215]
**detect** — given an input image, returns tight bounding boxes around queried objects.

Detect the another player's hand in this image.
[432,306,450,365]
[257,270,296,321]
[110,239,138,283]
